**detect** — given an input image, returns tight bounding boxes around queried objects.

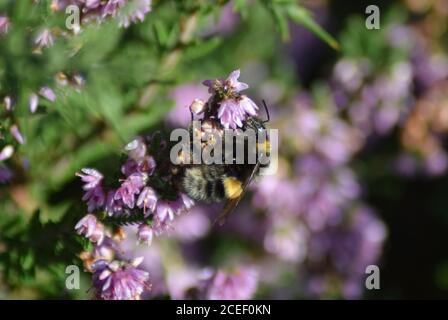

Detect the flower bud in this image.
[190,99,206,114]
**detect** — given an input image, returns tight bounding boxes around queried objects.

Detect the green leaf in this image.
[287,5,339,50]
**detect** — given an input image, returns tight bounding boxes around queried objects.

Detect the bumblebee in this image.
[181,101,271,225]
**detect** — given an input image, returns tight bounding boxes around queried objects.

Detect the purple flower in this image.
[172,207,210,242]
[179,193,195,210]
[121,156,155,176]
[425,150,448,176]
[168,193,195,215]
[305,207,386,299]
[35,29,54,48]
[102,0,126,18]
[114,173,147,209]
[93,236,120,261]
[76,168,106,212]
[190,99,206,115]
[52,0,151,27]
[203,69,249,95]
[264,218,308,263]
[83,186,106,212]
[105,189,124,216]
[154,201,175,223]
[118,0,152,27]
[76,168,104,190]
[252,175,299,214]
[0,166,13,183]
[29,93,39,113]
[137,224,153,246]
[139,156,156,175]
[75,214,105,244]
[205,267,258,300]
[217,99,243,129]
[121,159,139,176]
[124,137,147,162]
[217,97,258,129]
[10,125,25,144]
[39,86,56,102]
[92,257,151,300]
[136,186,158,215]
[0,16,10,35]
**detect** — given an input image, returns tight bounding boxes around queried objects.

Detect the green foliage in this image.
[339,8,408,70]
[261,0,338,49]
[0,0,337,297]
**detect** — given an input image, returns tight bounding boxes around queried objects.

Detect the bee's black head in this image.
[244,100,270,131]
[244,116,266,132]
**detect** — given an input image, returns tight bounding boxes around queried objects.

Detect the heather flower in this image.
[190,99,206,115]
[136,186,158,215]
[205,267,258,300]
[175,193,195,213]
[154,201,175,223]
[203,69,249,96]
[39,86,56,102]
[166,267,205,299]
[35,29,54,49]
[264,218,308,263]
[75,214,105,244]
[139,156,156,175]
[51,0,151,28]
[83,186,106,212]
[121,156,155,176]
[252,175,299,214]
[217,97,256,129]
[425,150,448,175]
[10,125,25,145]
[332,57,413,136]
[202,70,259,129]
[93,236,120,261]
[171,207,210,242]
[29,94,39,113]
[76,168,106,211]
[118,0,152,27]
[125,137,147,162]
[333,59,370,93]
[305,207,386,299]
[121,159,139,176]
[92,258,151,300]
[0,16,10,35]
[292,99,362,165]
[76,168,104,190]
[137,224,153,245]
[0,145,14,162]
[105,189,124,216]
[0,166,13,183]
[114,173,147,209]
[294,155,360,230]
[102,0,126,18]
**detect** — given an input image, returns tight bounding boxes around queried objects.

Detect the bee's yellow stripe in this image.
[223,177,243,199]
[257,140,270,153]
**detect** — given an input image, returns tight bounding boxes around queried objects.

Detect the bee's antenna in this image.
[262,100,270,123]
[190,110,194,122]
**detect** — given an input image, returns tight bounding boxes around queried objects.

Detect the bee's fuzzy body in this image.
[181,116,269,206]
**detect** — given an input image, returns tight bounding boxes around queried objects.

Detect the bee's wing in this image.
[214,162,261,226]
